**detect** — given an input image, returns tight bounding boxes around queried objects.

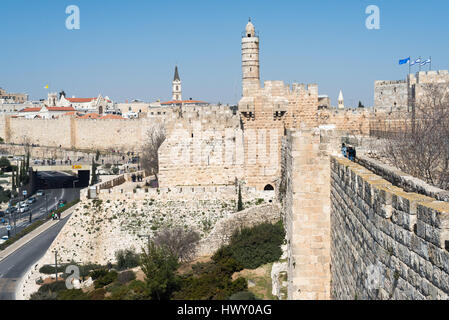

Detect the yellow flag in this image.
[44,85,49,89]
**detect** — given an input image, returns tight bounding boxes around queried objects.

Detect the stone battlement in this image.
[331,156,449,299]
[374,80,407,86]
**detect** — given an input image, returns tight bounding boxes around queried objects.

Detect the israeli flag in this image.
[414,58,422,64]
[399,57,410,65]
[420,58,431,66]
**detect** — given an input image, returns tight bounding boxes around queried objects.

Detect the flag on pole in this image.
[409,58,421,66]
[399,57,410,65]
[420,58,431,66]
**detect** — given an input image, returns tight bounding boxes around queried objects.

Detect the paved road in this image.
[0,214,71,300]
[0,188,80,239]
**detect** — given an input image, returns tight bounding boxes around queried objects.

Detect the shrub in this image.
[173,261,247,300]
[30,291,58,300]
[107,284,132,300]
[117,270,136,285]
[38,281,67,294]
[127,280,150,300]
[89,268,108,280]
[229,291,258,300]
[115,248,140,271]
[39,264,67,275]
[223,220,285,269]
[89,288,106,300]
[78,263,103,279]
[94,270,118,289]
[57,289,89,300]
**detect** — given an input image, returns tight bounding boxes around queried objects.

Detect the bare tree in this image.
[21,136,32,156]
[140,123,166,182]
[382,85,449,190]
[153,227,200,262]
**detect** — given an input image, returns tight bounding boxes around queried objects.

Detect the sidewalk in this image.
[0,204,79,262]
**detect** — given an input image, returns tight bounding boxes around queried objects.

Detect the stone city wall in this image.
[0,116,152,152]
[374,80,408,112]
[279,127,340,300]
[196,203,281,257]
[331,156,449,300]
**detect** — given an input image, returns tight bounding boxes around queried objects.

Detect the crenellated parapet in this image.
[331,156,449,299]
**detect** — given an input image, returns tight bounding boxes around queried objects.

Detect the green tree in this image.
[237,185,244,212]
[140,242,179,300]
[358,101,365,108]
[0,157,10,171]
[25,151,30,172]
[11,169,16,192]
[15,163,20,188]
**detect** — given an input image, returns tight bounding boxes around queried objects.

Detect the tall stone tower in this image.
[338,90,344,109]
[172,66,182,101]
[241,19,260,96]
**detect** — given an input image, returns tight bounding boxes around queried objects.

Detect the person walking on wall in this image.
[341,143,347,158]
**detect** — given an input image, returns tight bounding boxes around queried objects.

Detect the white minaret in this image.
[338,90,344,109]
[242,19,260,96]
[172,66,182,101]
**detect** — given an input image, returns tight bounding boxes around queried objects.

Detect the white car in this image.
[19,204,30,213]
[0,236,8,245]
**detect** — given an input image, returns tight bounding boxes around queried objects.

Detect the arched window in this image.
[264,184,274,191]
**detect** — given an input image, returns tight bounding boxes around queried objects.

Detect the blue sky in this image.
[1,0,448,106]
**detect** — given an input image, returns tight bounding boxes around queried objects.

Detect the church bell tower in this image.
[172,66,182,101]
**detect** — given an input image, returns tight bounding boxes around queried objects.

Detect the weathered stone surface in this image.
[331,156,449,300]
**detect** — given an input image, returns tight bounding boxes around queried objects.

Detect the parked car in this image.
[0,211,5,217]
[36,190,44,196]
[6,207,16,215]
[19,204,30,213]
[0,236,9,245]
[27,197,36,204]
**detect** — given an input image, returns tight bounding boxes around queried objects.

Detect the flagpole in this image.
[429,56,432,71]
[419,56,422,72]
[408,57,411,75]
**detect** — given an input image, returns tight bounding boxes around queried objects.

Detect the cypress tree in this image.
[12,168,15,192]
[237,185,244,212]
[16,163,20,188]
